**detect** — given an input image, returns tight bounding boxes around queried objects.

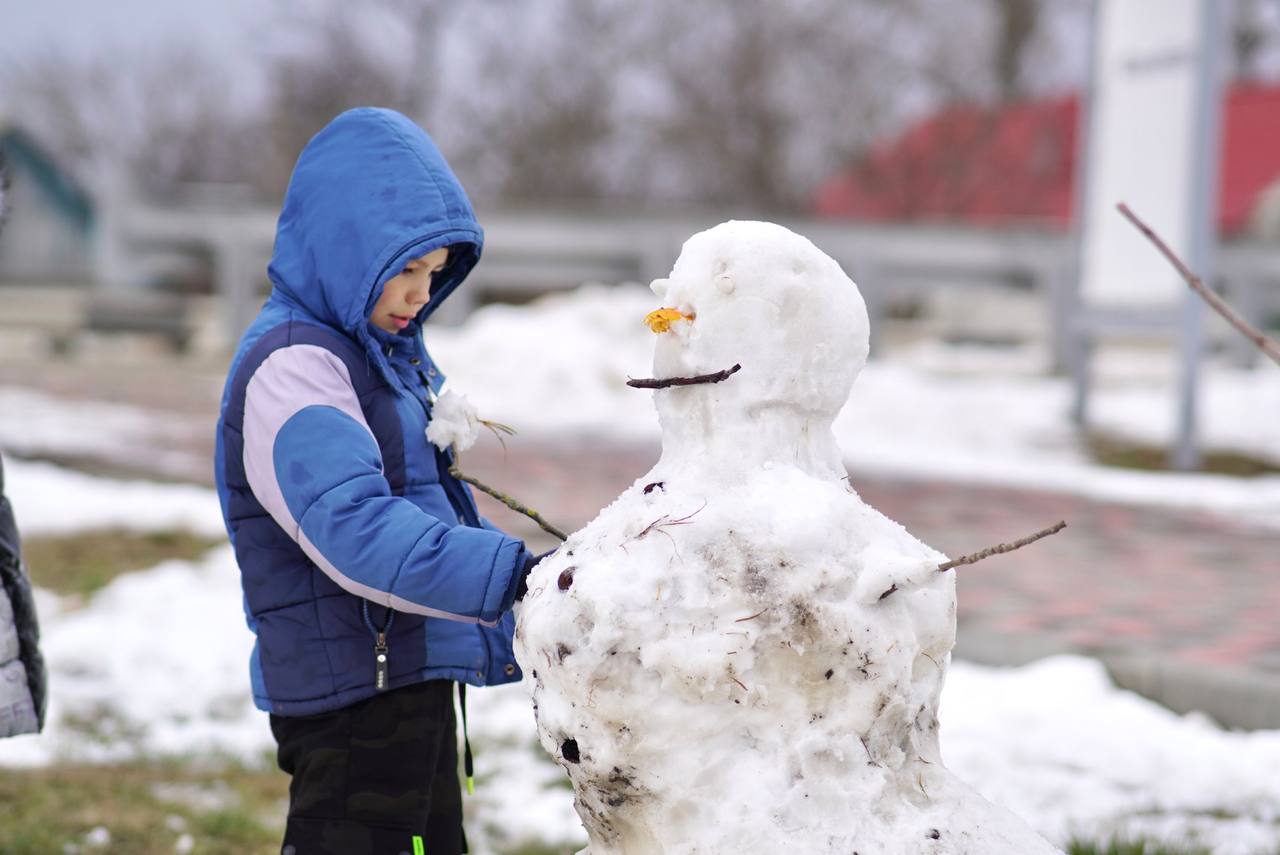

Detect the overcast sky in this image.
[4,0,266,59]
[2,0,286,116]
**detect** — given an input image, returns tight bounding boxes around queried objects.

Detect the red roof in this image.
[815,83,1280,236]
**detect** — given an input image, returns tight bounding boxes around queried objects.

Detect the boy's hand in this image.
[514,549,558,602]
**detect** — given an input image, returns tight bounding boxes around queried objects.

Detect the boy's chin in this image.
[371,317,409,334]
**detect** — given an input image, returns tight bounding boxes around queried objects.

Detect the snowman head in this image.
[649,221,869,433]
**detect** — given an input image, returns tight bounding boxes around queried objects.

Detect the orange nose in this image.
[644,307,694,333]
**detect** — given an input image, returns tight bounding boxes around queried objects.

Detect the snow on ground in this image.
[0,546,265,767]
[0,387,208,480]
[3,457,225,537]
[0,469,1277,853]
[0,388,163,460]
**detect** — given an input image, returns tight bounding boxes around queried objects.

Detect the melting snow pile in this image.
[516,221,1061,853]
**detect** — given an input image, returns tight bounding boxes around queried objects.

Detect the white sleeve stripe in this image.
[242,344,380,544]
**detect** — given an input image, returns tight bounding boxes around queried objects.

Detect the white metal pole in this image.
[1171,0,1224,471]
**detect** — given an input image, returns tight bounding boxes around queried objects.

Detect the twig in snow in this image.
[859,735,880,766]
[448,463,568,541]
[735,607,769,622]
[1118,202,1280,367]
[626,363,742,389]
[730,676,748,693]
[652,526,681,558]
[636,500,707,540]
[936,520,1066,572]
[878,521,1066,601]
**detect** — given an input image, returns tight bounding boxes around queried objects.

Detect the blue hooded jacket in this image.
[215,108,526,716]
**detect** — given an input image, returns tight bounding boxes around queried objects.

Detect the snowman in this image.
[515,221,1061,854]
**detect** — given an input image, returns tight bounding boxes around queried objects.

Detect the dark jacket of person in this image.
[0,454,47,736]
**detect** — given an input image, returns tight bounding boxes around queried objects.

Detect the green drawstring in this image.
[458,682,475,795]
[412,835,425,855]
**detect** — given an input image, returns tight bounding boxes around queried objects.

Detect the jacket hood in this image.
[267,108,483,341]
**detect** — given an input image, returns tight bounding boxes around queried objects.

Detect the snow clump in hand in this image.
[425,390,482,452]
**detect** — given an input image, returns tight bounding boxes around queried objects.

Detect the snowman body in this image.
[515,222,1060,854]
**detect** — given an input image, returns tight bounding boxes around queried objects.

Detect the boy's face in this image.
[370,247,450,333]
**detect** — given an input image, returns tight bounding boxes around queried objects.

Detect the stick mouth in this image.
[626,363,741,390]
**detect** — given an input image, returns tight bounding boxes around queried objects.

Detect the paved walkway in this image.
[2,357,1277,727]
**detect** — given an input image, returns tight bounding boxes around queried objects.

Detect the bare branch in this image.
[1118,202,1280,367]
[936,521,1066,572]
[627,364,742,389]
[448,464,568,541]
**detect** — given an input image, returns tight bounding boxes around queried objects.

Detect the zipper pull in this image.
[374,632,389,692]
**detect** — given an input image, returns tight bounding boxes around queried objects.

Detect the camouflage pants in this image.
[270,680,465,855]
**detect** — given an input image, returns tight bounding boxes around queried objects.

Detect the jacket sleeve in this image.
[241,344,524,626]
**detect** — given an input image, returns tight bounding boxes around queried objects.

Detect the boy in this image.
[215,108,537,855]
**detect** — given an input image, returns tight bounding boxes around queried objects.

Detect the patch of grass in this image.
[0,758,285,854]
[61,703,148,748]
[1088,433,1280,477]
[1067,838,1212,855]
[23,529,224,598]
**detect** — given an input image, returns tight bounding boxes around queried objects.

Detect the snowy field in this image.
[1,459,1279,853]
[1,283,1278,852]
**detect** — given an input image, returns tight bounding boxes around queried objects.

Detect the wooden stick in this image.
[1117,202,1280,367]
[448,464,568,541]
[879,521,1066,601]
[936,521,1067,572]
[627,363,742,389]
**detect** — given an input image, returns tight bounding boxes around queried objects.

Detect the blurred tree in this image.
[443,0,631,204]
[0,0,1120,215]
[990,0,1040,101]
[628,0,994,211]
[257,0,449,199]
[1233,0,1270,81]
[0,49,260,198]
[437,0,999,211]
